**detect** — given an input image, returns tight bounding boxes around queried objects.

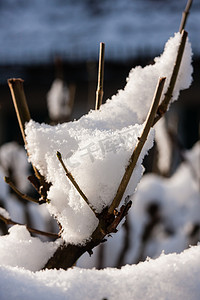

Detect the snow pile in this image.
[0,244,200,300]
[26,121,154,244]
[25,33,192,245]
[47,79,71,121]
[0,225,61,271]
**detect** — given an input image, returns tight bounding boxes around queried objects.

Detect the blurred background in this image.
[0,0,199,268]
[0,0,199,146]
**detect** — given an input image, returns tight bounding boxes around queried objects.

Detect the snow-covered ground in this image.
[1,244,200,300]
[0,0,199,64]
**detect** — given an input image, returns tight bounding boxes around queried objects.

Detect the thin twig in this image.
[95,42,105,110]
[4,176,40,204]
[8,78,30,145]
[57,151,98,216]
[179,0,193,33]
[0,214,59,238]
[153,30,188,126]
[108,77,166,215]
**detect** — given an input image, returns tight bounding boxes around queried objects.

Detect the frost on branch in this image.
[25,32,193,246]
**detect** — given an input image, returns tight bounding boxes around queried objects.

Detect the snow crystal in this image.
[0,225,61,271]
[0,245,200,300]
[25,33,193,245]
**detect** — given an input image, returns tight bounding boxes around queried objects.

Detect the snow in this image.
[0,207,10,219]
[78,141,200,268]
[0,225,61,271]
[25,32,192,245]
[0,141,199,298]
[0,245,200,300]
[26,121,154,244]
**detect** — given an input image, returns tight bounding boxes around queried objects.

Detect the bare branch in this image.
[0,214,59,239]
[8,78,30,145]
[108,77,166,215]
[4,176,40,204]
[153,30,188,126]
[179,0,193,33]
[57,151,98,217]
[95,42,105,110]
[8,78,51,200]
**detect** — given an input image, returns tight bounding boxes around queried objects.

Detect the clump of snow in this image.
[0,245,200,300]
[26,121,154,244]
[0,225,61,271]
[47,79,72,121]
[25,33,192,245]
[0,207,10,219]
